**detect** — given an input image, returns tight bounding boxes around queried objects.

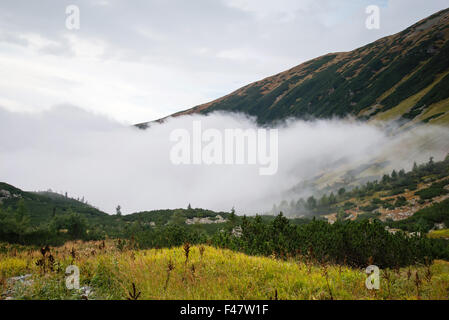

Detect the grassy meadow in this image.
[1,241,449,300]
[428,229,449,240]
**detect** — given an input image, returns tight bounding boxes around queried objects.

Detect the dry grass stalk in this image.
[183,243,190,264]
[414,271,422,300]
[127,283,141,300]
[321,262,334,300]
[164,259,175,291]
[383,269,392,299]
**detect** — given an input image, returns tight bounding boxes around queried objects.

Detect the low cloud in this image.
[1,105,448,215]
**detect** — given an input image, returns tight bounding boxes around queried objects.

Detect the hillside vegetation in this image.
[273,155,449,226]
[0,183,108,226]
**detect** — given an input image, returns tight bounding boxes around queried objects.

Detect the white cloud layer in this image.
[1,106,448,215]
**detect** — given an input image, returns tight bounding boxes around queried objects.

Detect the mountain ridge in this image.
[0,182,108,225]
[136,8,449,128]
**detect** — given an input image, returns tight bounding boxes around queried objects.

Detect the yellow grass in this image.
[1,241,449,300]
[428,229,449,240]
[417,98,449,122]
[373,71,449,122]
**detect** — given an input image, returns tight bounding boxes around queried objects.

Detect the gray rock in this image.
[7,274,33,286]
[79,286,94,299]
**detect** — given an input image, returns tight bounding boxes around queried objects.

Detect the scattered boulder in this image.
[2,274,33,300]
[434,223,446,230]
[231,226,243,238]
[79,286,94,299]
[7,274,33,287]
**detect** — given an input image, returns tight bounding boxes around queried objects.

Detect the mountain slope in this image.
[137,8,449,127]
[0,182,109,225]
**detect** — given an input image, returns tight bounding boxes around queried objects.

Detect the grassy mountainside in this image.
[272,156,449,227]
[0,182,108,226]
[137,8,449,127]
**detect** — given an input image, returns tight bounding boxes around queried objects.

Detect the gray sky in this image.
[0,0,448,124]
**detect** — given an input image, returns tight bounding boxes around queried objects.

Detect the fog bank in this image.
[1,105,448,215]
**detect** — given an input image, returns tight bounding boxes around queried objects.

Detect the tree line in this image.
[212,213,449,269]
[272,155,449,216]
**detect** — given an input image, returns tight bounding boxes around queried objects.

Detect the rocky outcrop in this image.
[0,189,20,204]
[185,215,227,225]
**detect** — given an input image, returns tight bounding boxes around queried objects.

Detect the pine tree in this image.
[391,170,398,180]
[306,196,317,210]
[329,192,337,205]
[15,198,27,222]
[336,208,347,222]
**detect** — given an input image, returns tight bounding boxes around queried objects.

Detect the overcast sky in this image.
[0,0,448,124]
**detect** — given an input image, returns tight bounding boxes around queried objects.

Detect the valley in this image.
[1,6,449,302]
